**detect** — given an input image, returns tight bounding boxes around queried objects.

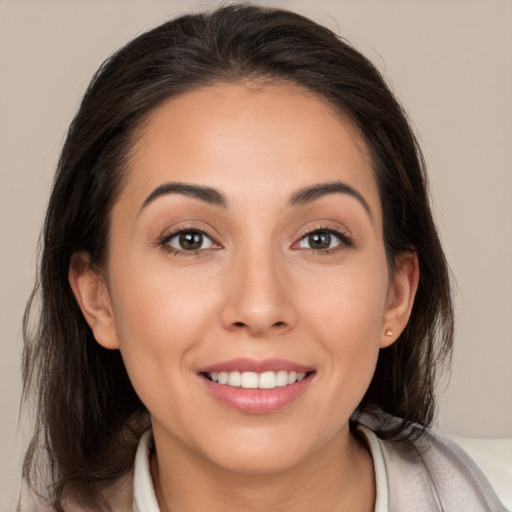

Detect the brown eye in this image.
[167,230,214,251]
[296,229,350,251]
[179,232,203,250]
[307,232,331,249]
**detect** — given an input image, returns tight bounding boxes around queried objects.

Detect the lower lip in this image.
[200,374,314,414]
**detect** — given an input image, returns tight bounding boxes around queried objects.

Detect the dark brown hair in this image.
[22,4,453,510]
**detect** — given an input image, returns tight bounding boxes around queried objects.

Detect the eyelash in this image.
[295,226,352,255]
[158,227,220,257]
[157,225,352,257]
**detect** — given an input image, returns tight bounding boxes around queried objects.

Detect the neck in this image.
[151,427,375,512]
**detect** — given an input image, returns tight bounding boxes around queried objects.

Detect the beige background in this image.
[1,0,511,508]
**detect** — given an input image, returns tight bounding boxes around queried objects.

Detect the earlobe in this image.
[380,252,420,348]
[68,251,120,350]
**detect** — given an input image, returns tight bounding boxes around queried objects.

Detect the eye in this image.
[162,229,216,252]
[295,229,351,251]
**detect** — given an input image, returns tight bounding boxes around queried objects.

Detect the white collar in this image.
[132,427,388,512]
[357,424,389,512]
[132,429,160,512]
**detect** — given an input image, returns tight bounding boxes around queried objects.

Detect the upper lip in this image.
[198,357,315,374]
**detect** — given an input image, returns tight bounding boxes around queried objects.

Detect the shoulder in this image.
[357,416,510,511]
[446,434,512,510]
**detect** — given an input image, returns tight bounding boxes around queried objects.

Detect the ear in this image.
[380,251,420,348]
[68,251,120,350]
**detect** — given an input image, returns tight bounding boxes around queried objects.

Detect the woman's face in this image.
[73,82,416,474]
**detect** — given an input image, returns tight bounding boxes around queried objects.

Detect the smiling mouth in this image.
[199,361,315,413]
[203,370,311,389]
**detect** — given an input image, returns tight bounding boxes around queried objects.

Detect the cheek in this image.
[110,256,217,339]
[301,255,389,391]
[106,261,220,394]
[105,266,223,439]
[303,254,389,338]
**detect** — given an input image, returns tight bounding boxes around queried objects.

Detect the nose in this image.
[220,248,298,337]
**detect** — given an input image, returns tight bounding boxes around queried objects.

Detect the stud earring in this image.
[385,329,393,337]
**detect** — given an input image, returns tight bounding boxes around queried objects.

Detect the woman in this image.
[21,4,508,512]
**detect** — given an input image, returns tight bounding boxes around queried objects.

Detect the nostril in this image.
[230,320,287,332]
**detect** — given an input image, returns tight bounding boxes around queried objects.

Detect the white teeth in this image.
[241,371,259,389]
[227,371,241,387]
[259,371,276,389]
[287,371,297,384]
[206,370,308,389]
[276,370,288,387]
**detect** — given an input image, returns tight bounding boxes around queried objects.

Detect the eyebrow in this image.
[140,182,227,211]
[139,180,371,218]
[290,181,372,218]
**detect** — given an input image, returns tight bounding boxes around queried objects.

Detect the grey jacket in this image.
[358,415,508,511]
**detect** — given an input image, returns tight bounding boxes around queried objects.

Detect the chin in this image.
[199,426,332,475]
[212,448,306,475]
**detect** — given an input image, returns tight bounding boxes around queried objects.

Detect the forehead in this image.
[120,81,380,217]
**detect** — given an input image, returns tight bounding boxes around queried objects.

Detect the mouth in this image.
[198,359,315,414]
[202,370,309,389]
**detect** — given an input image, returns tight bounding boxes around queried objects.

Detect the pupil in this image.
[309,232,330,249]
[179,232,202,250]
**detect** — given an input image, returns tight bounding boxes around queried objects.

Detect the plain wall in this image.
[1,0,511,508]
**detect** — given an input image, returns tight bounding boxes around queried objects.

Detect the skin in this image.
[70,82,419,511]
